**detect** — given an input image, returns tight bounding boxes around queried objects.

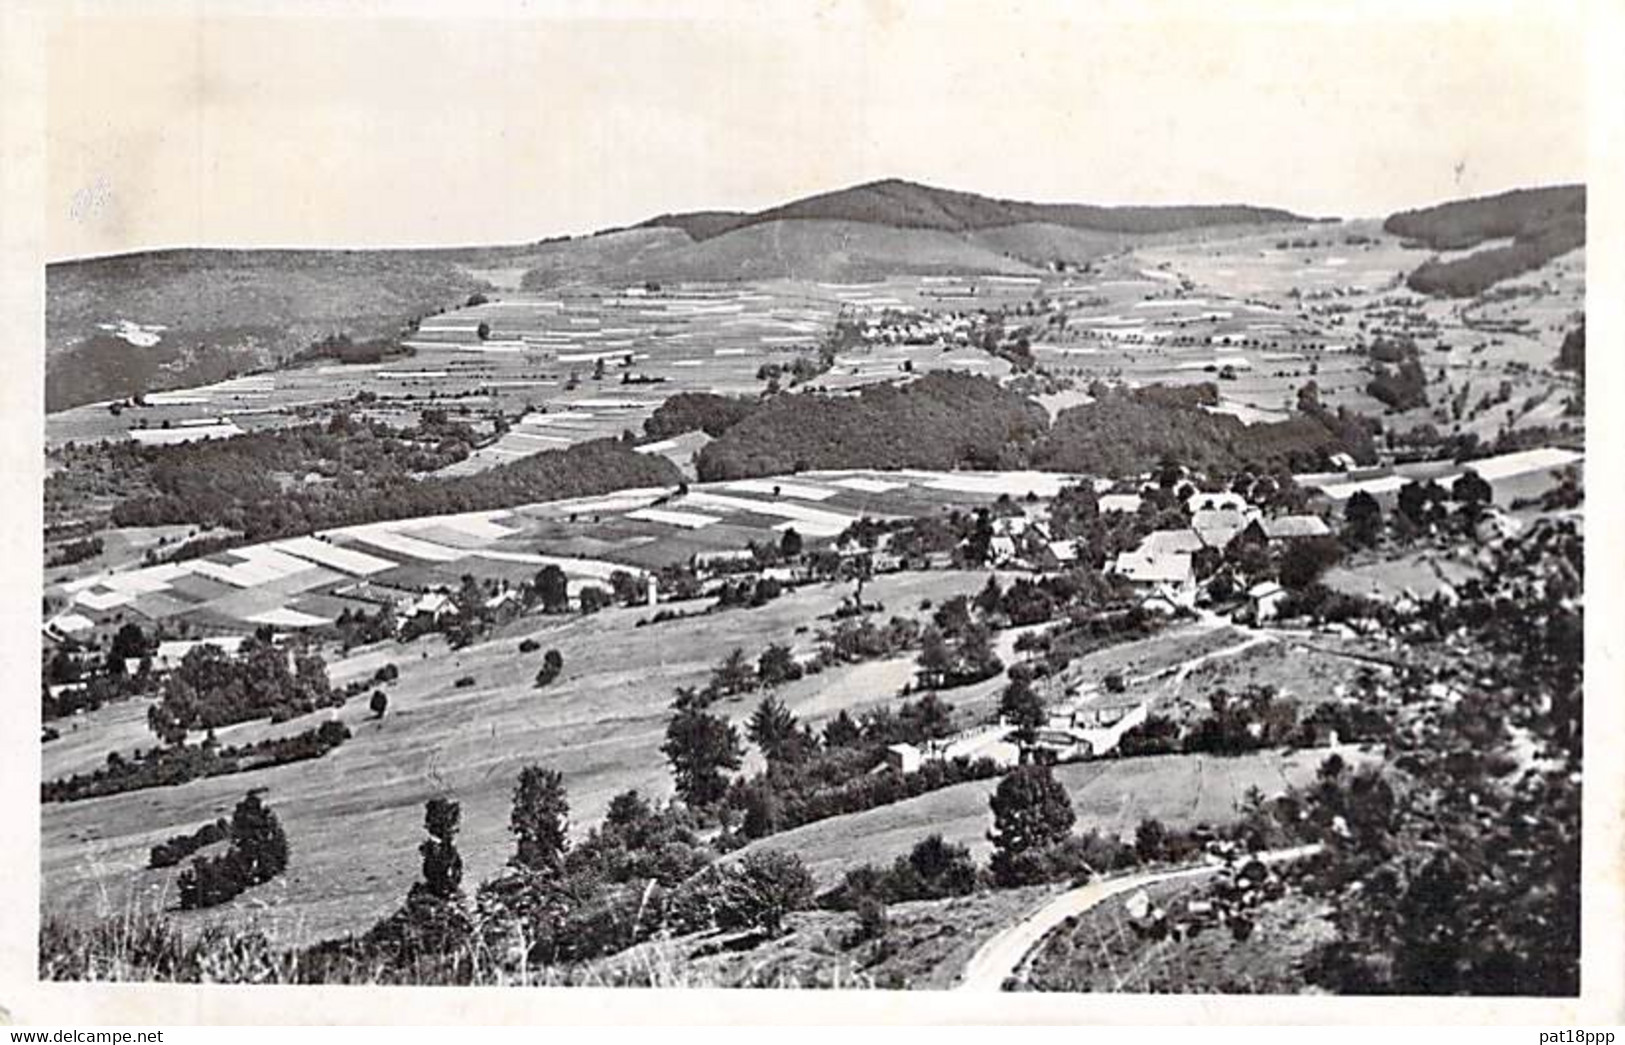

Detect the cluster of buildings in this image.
[1108,489,1330,614]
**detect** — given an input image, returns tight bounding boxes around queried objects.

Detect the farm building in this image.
[410,592,458,621]
[1110,548,1197,612]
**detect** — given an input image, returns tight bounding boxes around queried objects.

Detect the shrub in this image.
[716,850,815,937]
[149,818,230,869]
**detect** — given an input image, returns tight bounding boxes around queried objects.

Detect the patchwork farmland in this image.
[45,468,1084,643]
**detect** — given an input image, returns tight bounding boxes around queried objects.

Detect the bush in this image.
[149,818,230,869]
[453,676,476,689]
[849,896,890,948]
[716,850,815,937]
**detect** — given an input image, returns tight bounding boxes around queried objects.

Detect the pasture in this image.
[732,747,1362,889]
[40,569,998,946]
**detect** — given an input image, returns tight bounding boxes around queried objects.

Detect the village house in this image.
[1035,539,1080,571]
[1110,546,1197,611]
[410,591,458,622]
[1247,580,1288,623]
[1261,514,1332,541]
[336,581,417,617]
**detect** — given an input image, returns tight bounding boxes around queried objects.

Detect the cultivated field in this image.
[46,468,1086,642]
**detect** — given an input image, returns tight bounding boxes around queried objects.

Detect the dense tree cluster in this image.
[285,333,411,367]
[46,536,104,568]
[1366,342,1429,411]
[724,683,1001,842]
[1384,185,1586,298]
[1035,385,1376,476]
[82,429,678,546]
[642,392,760,439]
[43,720,351,802]
[147,635,336,738]
[695,373,1048,480]
[176,792,290,910]
[825,833,981,909]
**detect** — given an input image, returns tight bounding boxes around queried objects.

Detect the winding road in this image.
[956,843,1322,992]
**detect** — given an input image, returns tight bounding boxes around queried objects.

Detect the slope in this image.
[642,178,1312,241]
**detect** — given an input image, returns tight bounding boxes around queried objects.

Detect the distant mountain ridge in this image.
[636,178,1314,241]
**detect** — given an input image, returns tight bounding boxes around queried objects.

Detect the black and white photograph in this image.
[5,0,1621,1024]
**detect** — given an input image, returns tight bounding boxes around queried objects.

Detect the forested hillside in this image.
[641,178,1309,242]
[74,428,680,545]
[1033,386,1378,475]
[1384,185,1585,298]
[694,373,1048,480]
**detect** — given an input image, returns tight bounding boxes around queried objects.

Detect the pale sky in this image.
[46,0,1588,259]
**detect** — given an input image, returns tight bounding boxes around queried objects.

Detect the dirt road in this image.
[956,843,1322,991]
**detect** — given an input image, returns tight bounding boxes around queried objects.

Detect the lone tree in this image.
[747,695,811,764]
[370,690,389,719]
[718,850,816,937]
[230,791,290,883]
[535,649,564,688]
[662,700,743,808]
[988,763,1076,886]
[822,710,862,748]
[1134,817,1170,864]
[418,797,464,901]
[365,795,470,961]
[509,766,570,876]
[1000,676,1047,749]
[1344,490,1384,549]
[710,647,756,697]
[778,527,804,559]
[1453,469,1494,508]
[535,565,570,614]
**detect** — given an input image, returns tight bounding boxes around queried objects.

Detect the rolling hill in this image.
[47,247,516,411]
[639,178,1313,241]
[46,178,1317,410]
